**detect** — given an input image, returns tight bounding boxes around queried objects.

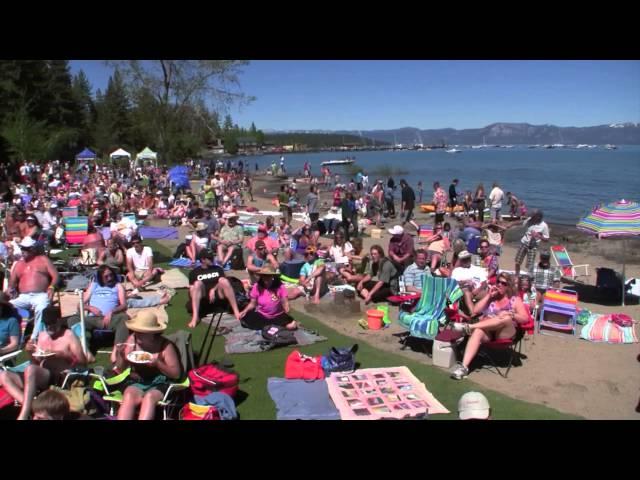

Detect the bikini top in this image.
[484,296,516,316]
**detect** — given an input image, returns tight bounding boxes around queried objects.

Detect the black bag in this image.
[173,242,187,259]
[226,276,249,311]
[261,325,298,348]
[322,344,358,374]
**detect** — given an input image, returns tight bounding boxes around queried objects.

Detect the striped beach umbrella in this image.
[577,199,640,305]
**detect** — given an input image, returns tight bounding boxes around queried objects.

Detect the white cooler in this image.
[432,336,462,369]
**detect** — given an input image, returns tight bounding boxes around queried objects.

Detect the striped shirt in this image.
[403,263,431,290]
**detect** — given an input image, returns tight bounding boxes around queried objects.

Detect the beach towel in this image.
[101,226,179,240]
[145,268,189,290]
[325,366,449,420]
[580,314,638,344]
[398,277,463,340]
[169,258,201,268]
[267,378,341,420]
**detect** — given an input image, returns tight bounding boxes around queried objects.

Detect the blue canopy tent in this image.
[75,148,98,171]
[168,165,191,191]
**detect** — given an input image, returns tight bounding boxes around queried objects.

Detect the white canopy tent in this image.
[109,148,131,160]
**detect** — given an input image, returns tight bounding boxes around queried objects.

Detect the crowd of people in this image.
[0,156,559,419]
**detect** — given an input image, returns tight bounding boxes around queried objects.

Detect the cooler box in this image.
[433,330,463,369]
[280,259,305,279]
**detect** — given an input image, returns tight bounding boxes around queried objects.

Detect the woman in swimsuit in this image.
[450,272,528,380]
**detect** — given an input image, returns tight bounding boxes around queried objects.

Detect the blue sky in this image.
[69,60,640,131]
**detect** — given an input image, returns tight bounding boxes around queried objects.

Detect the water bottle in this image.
[399,275,406,294]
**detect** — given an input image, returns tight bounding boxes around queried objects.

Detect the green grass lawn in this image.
[49,240,580,420]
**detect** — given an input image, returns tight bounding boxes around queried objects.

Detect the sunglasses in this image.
[497,280,509,286]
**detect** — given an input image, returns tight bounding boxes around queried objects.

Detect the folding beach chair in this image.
[537,288,578,337]
[476,318,534,378]
[550,245,589,280]
[64,216,89,247]
[62,207,79,218]
[397,276,464,353]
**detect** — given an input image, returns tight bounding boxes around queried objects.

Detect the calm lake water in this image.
[240,146,640,226]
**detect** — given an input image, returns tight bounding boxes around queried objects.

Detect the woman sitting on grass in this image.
[239,266,297,331]
[450,272,528,380]
[356,245,398,305]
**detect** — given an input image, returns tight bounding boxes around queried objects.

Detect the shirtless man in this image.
[7,237,59,341]
[0,306,87,420]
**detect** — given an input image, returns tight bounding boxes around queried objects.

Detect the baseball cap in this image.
[387,225,404,236]
[223,195,230,202]
[258,225,268,233]
[539,251,551,259]
[458,392,490,420]
[458,250,472,260]
[19,237,37,249]
[196,222,207,232]
[26,215,37,222]
[255,240,266,249]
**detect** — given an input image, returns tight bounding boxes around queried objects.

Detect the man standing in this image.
[6,237,59,341]
[432,181,448,225]
[489,182,504,221]
[449,179,459,214]
[532,251,562,305]
[387,225,415,273]
[400,179,420,232]
[211,174,224,209]
[306,185,320,223]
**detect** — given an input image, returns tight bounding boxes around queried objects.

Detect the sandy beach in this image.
[181,172,640,419]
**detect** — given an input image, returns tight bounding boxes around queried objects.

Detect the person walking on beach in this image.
[514,210,549,278]
[449,179,459,214]
[400,179,420,232]
[489,182,504,221]
[417,181,423,204]
[473,183,486,222]
[432,181,448,225]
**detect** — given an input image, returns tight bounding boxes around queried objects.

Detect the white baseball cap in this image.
[458,250,472,260]
[223,195,230,202]
[387,225,404,236]
[19,237,37,249]
[458,392,490,420]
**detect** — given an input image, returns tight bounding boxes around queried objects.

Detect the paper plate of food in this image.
[33,349,56,358]
[127,351,154,364]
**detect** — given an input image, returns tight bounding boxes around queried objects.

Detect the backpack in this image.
[261,324,298,348]
[321,344,358,374]
[0,387,14,410]
[284,350,325,381]
[188,362,239,398]
[226,276,249,311]
[180,402,220,421]
[610,313,633,328]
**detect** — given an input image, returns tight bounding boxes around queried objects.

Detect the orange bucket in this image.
[366,309,384,330]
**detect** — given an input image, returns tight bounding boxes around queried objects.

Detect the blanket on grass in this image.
[267,378,341,420]
[207,314,327,354]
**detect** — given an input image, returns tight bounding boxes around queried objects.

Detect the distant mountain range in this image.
[267,122,640,145]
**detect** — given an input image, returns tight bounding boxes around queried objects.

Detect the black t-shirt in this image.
[189,266,224,291]
[401,186,416,210]
[449,184,458,200]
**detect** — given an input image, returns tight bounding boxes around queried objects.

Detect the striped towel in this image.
[580,314,638,344]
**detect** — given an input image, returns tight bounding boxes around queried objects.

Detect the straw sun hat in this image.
[125,311,167,334]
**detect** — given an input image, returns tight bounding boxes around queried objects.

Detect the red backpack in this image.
[188,363,239,398]
[284,350,325,381]
[0,387,14,410]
